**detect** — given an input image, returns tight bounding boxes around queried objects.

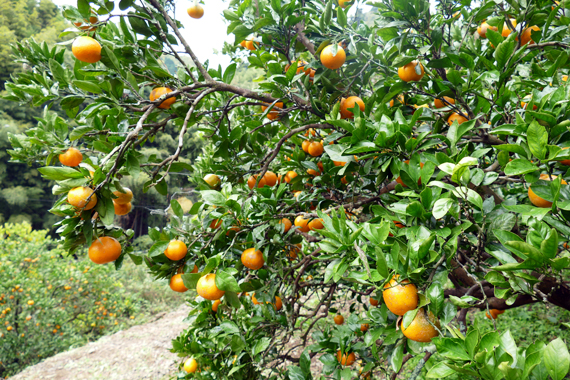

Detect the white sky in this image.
[52,0,369,68]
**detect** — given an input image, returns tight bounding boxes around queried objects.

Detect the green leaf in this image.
[426,362,455,378]
[38,166,84,180]
[72,80,103,94]
[390,342,404,372]
[201,190,226,206]
[433,198,454,219]
[495,39,515,69]
[49,59,68,86]
[427,282,444,316]
[541,228,558,259]
[544,337,570,380]
[323,0,333,27]
[149,240,169,257]
[527,121,548,160]
[253,337,271,356]
[504,159,538,176]
[337,6,347,27]
[402,308,419,329]
[170,199,183,219]
[215,269,242,292]
[288,366,305,380]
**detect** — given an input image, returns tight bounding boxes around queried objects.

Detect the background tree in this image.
[4,0,570,379]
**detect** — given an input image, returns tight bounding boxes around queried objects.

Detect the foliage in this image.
[5,0,570,378]
[0,222,183,377]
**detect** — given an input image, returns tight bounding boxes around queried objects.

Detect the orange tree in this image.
[4,0,570,378]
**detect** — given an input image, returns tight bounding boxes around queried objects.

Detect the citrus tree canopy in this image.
[5,0,570,378]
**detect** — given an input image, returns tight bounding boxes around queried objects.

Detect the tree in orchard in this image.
[5,0,570,377]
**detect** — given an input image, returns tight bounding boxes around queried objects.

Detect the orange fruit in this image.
[307,168,319,176]
[263,171,278,186]
[164,240,187,261]
[333,160,346,167]
[204,174,221,189]
[247,175,266,189]
[448,113,468,125]
[308,141,324,157]
[501,19,517,37]
[401,308,440,342]
[252,293,261,305]
[261,102,283,120]
[338,0,351,8]
[244,37,256,51]
[398,61,424,82]
[477,21,497,38]
[334,314,344,325]
[149,87,176,109]
[521,25,540,46]
[71,36,102,63]
[284,171,298,183]
[485,309,504,319]
[433,96,455,109]
[308,218,324,231]
[382,275,418,316]
[302,140,312,153]
[529,173,567,208]
[288,243,301,260]
[396,160,424,187]
[279,218,292,233]
[369,297,379,306]
[336,350,356,366]
[305,128,316,137]
[340,96,365,119]
[241,248,264,270]
[88,236,122,264]
[184,357,198,373]
[273,296,283,311]
[320,45,346,70]
[521,100,538,110]
[112,188,133,205]
[284,60,315,78]
[341,176,349,185]
[239,40,247,48]
[317,161,324,172]
[295,215,310,233]
[187,4,204,19]
[196,274,225,300]
[58,148,83,167]
[360,323,369,332]
[113,201,132,216]
[210,219,222,229]
[68,186,97,210]
[212,299,221,312]
[169,273,188,293]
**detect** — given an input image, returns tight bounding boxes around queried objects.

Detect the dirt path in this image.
[10,305,190,380]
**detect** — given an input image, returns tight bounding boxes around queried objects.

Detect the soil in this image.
[9,305,190,380]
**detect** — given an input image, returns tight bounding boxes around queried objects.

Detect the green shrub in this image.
[0,222,181,377]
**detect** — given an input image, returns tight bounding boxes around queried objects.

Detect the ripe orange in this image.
[68,186,97,210]
[360,323,369,332]
[340,96,365,119]
[333,160,346,167]
[284,171,298,183]
[261,102,283,120]
[263,171,278,186]
[247,175,266,189]
[501,19,517,37]
[448,113,468,125]
[239,40,247,48]
[149,87,176,109]
[204,174,221,189]
[485,309,504,319]
[320,45,346,70]
[196,274,225,300]
[273,296,283,311]
[308,141,324,157]
[334,314,344,325]
[112,188,133,204]
[170,273,188,293]
[396,160,424,187]
[88,236,122,264]
[285,60,315,78]
[302,140,312,153]
[184,357,198,373]
[336,350,356,366]
[307,168,319,176]
[308,218,324,231]
[521,99,538,110]
[521,25,540,46]
[295,215,310,233]
[164,240,187,261]
[72,36,102,63]
[288,243,301,260]
[477,21,497,38]
[187,4,204,19]
[338,0,351,8]
[433,96,455,109]
[369,297,379,306]
[245,38,256,51]
[113,201,132,216]
[401,308,440,342]
[529,173,567,208]
[279,218,292,233]
[212,299,221,312]
[210,219,222,229]
[241,248,264,270]
[58,148,83,167]
[398,61,424,82]
[382,275,418,316]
